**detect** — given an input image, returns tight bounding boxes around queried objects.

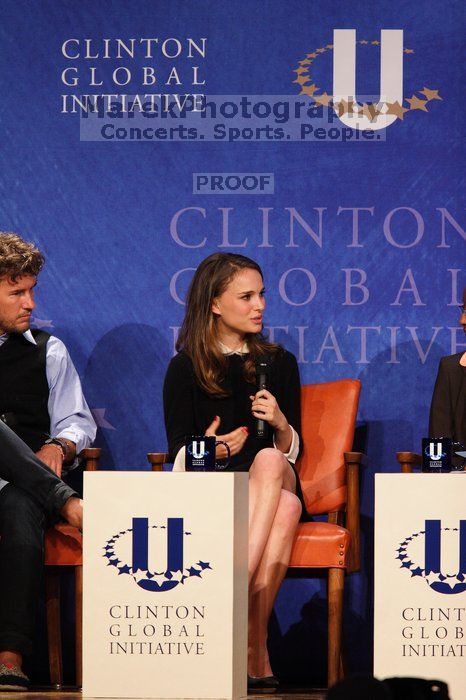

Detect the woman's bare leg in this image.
[248,489,301,677]
[248,448,296,581]
[247,449,302,677]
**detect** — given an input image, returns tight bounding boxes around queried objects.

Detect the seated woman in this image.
[163,253,308,690]
[429,287,466,469]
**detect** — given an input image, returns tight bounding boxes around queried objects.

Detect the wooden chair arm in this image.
[80,448,101,472]
[147,452,169,472]
[396,451,422,473]
[344,451,364,573]
[344,451,366,465]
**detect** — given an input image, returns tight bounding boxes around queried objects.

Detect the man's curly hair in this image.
[0,232,44,281]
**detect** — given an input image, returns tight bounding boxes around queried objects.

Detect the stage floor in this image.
[0,689,327,699]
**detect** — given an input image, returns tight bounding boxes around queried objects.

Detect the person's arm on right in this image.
[429,358,454,438]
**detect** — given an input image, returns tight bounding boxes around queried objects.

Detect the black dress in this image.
[163,348,309,517]
[429,352,466,468]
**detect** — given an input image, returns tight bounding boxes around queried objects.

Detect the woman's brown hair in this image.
[176,253,279,396]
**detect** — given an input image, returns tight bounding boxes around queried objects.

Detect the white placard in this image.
[375,474,466,700]
[83,472,248,699]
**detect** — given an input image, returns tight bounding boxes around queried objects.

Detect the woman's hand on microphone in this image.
[250,390,292,453]
[205,415,248,457]
[250,390,287,431]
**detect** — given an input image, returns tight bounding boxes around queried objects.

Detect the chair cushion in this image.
[44,523,82,566]
[289,521,350,568]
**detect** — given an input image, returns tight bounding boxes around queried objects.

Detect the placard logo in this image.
[293,29,442,131]
[396,520,466,595]
[103,517,212,592]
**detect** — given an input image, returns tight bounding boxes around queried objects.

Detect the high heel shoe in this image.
[247,674,279,693]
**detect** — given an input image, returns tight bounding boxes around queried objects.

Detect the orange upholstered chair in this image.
[147,379,363,688]
[44,447,101,688]
[288,380,362,687]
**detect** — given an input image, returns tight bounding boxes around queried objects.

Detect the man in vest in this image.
[0,232,96,691]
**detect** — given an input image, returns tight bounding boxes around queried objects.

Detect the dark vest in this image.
[0,330,51,451]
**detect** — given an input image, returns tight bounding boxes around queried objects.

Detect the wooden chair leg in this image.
[45,568,63,688]
[75,565,83,688]
[339,651,346,678]
[327,567,345,687]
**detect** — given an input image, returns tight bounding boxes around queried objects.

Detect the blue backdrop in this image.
[1,0,464,685]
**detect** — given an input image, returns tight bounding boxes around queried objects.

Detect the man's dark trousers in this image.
[0,421,77,655]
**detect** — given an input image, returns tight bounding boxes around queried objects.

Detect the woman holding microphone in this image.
[163,253,307,690]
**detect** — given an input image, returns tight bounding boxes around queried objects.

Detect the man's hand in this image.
[36,444,64,477]
[205,415,248,458]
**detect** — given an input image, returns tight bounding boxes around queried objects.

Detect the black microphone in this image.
[255,360,270,439]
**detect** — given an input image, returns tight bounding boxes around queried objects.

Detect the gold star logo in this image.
[362,102,379,121]
[406,95,429,111]
[343,99,355,115]
[334,98,355,116]
[294,74,311,85]
[419,87,442,101]
[300,84,318,96]
[313,92,333,107]
[386,101,409,120]
[292,40,443,127]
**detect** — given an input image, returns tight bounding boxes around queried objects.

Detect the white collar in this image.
[219,341,249,356]
[23,330,37,345]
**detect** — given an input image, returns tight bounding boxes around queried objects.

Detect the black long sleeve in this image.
[163,351,199,461]
[163,349,302,468]
[429,353,466,469]
[429,357,454,439]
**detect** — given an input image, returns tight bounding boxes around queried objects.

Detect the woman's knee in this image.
[249,448,288,482]
[275,490,302,529]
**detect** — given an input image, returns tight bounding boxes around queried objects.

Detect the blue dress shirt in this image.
[0,330,96,491]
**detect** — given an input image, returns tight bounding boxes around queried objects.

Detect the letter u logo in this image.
[428,442,443,460]
[424,520,466,594]
[333,29,403,131]
[132,517,184,591]
[192,440,205,459]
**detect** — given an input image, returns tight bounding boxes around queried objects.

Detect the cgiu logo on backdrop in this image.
[293,29,442,131]
[396,520,466,595]
[103,517,212,592]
